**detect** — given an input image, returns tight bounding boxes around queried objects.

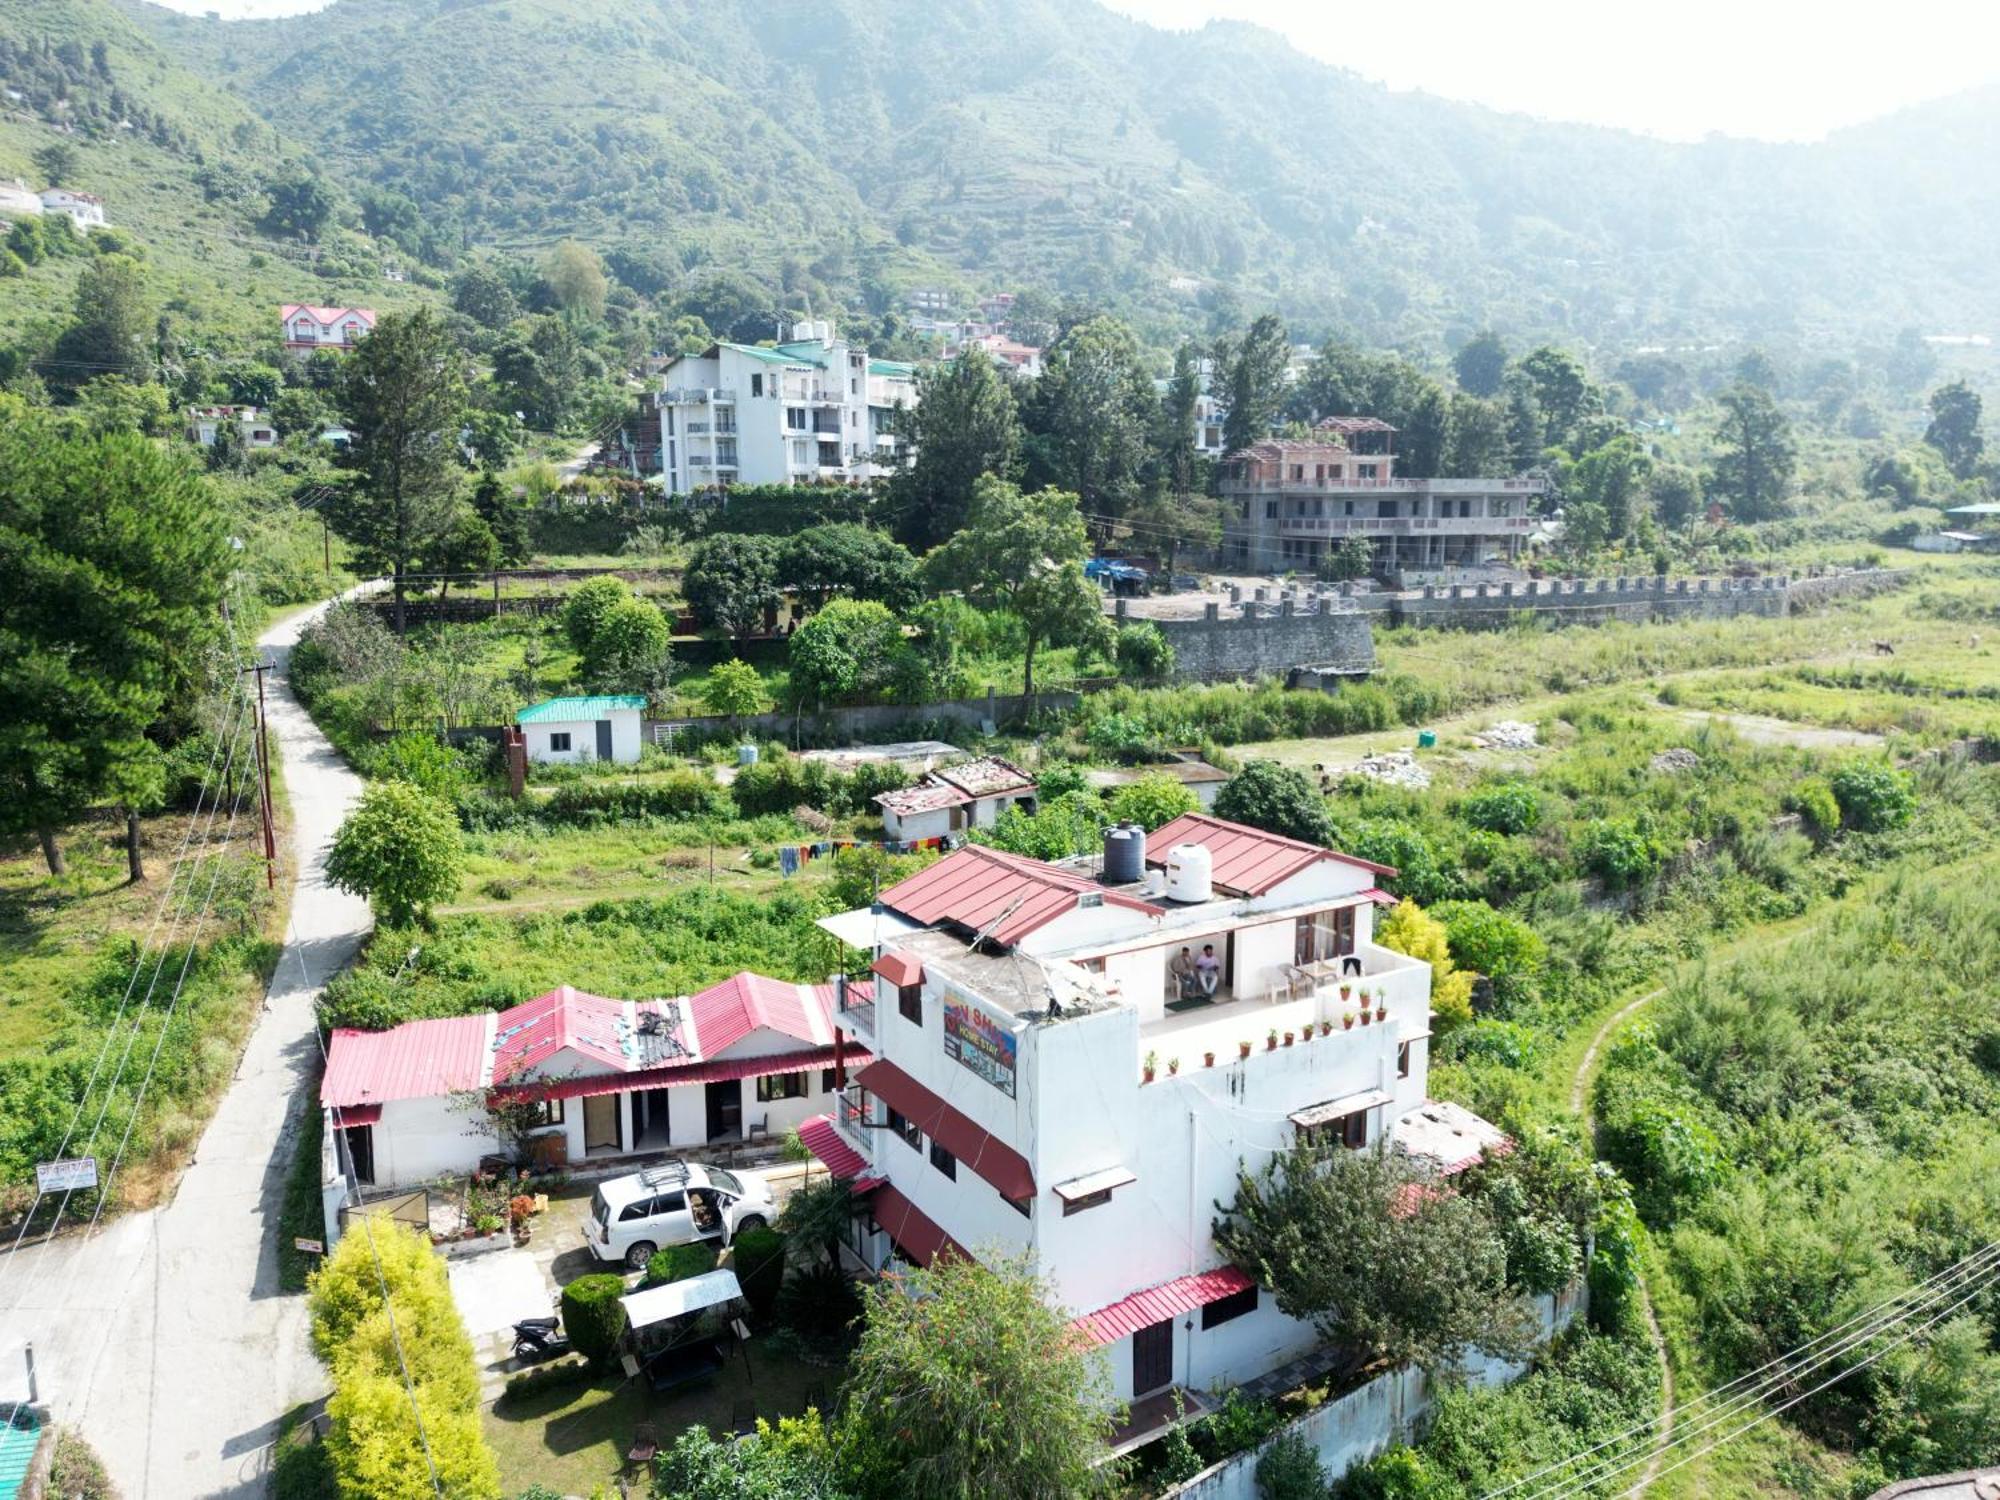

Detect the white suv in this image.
[584,1161,776,1270]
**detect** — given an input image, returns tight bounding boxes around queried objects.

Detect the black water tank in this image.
[1103,821,1145,884]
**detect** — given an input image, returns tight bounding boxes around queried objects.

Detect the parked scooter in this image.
[512,1315,569,1364]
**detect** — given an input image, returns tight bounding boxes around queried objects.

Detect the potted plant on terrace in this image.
[1238,1039,1253,1060]
[1266,1028,1279,1052]
[1168,1057,1181,1076]
[1343,1013,1355,1030]
[1204,1050,1216,1068]
[1339,983,1352,1001]
[1376,1001,1388,1022]
[1143,1049,1158,1084]
[1283,1030,1295,1047]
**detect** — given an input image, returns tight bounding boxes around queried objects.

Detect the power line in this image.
[1494,1241,2000,1500]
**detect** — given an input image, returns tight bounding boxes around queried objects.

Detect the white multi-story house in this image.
[802,813,1508,1427]
[38,188,105,228]
[281,304,376,353]
[184,405,277,450]
[654,321,918,496]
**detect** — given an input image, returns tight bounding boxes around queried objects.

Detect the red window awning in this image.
[867,1182,969,1268]
[332,1103,382,1126]
[797,1114,869,1180]
[871,950,924,988]
[1070,1266,1255,1348]
[853,1060,1036,1201]
[1361,887,1399,906]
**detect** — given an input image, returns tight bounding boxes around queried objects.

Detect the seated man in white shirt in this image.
[1195,944,1221,997]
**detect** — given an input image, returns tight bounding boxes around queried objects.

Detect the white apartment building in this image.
[38,188,106,228]
[654,321,918,495]
[184,405,277,450]
[803,813,1508,1428]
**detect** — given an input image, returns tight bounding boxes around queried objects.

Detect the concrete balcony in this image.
[663,387,736,404]
[1279,514,1534,537]
[1136,943,1429,1065]
[1228,476,1544,497]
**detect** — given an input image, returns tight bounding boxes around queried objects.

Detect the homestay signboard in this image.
[943,991,1018,1098]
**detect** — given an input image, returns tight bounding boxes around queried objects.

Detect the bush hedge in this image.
[731,1227,787,1320]
[559,1273,630,1369]
[646,1241,720,1285]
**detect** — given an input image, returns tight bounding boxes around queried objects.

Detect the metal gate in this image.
[340,1188,429,1234]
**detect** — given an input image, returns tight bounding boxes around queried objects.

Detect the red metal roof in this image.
[322,1016,490,1107]
[871,951,924,988]
[491,985,636,1081]
[867,1183,969,1268]
[853,1059,1035,1200]
[332,1103,382,1126]
[1147,813,1396,896]
[878,844,1161,947]
[1071,1266,1255,1347]
[688,972,834,1056]
[797,1114,868,1179]
[1361,887,1399,906]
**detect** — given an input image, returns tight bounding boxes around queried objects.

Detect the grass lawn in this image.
[486,1342,838,1496]
[452,820,826,913]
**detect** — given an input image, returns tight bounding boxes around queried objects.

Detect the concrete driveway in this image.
[0,594,372,1498]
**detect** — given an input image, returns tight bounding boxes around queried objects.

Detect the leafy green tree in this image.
[491,314,583,432]
[825,842,936,909]
[734,1225,787,1320]
[1442,393,1510,478]
[1318,536,1373,583]
[1829,763,1915,831]
[923,478,1107,696]
[778,524,919,611]
[1215,1141,1535,1381]
[836,1254,1115,1500]
[325,779,464,926]
[1375,899,1476,1030]
[981,793,1107,861]
[1516,347,1599,448]
[542,240,608,320]
[561,576,630,652]
[1254,1432,1328,1500]
[1213,759,1332,845]
[776,1174,855,1268]
[449,261,519,326]
[33,140,79,188]
[260,165,335,242]
[1460,783,1540,835]
[1112,621,1174,681]
[1020,315,1158,525]
[0,413,229,874]
[427,506,498,591]
[684,533,783,638]
[468,471,529,565]
[334,307,468,633]
[581,595,672,694]
[1156,341,1203,494]
[271,385,334,439]
[788,599,908,708]
[1570,435,1652,540]
[1106,772,1198,831]
[1123,489,1224,582]
[1923,380,1985,480]
[72,375,170,436]
[1429,900,1546,982]
[1452,329,1509,397]
[1220,313,1289,456]
[1397,381,1451,479]
[1708,383,1795,523]
[47,253,153,391]
[700,658,767,722]
[1501,370,1545,471]
[887,353,1020,550]
[1647,463,1704,530]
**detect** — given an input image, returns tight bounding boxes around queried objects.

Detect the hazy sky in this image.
[1106,0,2000,141]
[150,0,2000,142]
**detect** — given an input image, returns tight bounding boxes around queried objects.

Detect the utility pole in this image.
[321,512,331,578]
[242,660,277,889]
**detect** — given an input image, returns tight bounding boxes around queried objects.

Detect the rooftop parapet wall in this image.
[1113,595,1376,681]
[1373,567,1906,631]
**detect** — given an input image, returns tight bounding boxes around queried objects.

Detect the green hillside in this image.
[0,0,431,351]
[107,0,2000,357]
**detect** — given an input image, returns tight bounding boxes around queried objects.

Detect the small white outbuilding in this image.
[517,695,646,765]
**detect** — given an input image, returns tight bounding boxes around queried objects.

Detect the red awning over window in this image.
[797,1114,868,1179]
[868,1183,969,1268]
[853,1060,1035,1201]
[332,1103,383,1126]
[1070,1266,1255,1347]
[871,950,924,988]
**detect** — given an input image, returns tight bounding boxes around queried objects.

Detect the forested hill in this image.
[87,0,2000,353]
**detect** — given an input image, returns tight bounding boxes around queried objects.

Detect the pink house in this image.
[281,303,376,353]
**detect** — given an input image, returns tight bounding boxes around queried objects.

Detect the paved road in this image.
[0,597,371,1497]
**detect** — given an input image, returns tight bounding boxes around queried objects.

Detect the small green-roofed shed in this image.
[517,695,648,724]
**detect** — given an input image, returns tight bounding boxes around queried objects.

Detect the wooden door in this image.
[583,1094,621,1153]
[1132,1318,1173,1396]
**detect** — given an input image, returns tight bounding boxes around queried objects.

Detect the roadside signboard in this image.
[35,1158,97,1194]
[293,1238,325,1255]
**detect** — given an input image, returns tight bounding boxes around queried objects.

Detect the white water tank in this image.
[1164,843,1213,903]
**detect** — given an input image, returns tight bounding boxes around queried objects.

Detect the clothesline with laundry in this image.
[776,832,965,876]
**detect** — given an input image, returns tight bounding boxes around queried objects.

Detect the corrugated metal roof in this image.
[934,756,1036,797]
[797,1114,868,1179]
[869,359,915,378]
[1071,1266,1255,1347]
[867,1182,969,1268]
[879,844,1161,947]
[516,695,647,724]
[323,1014,493,1106]
[490,985,636,1081]
[687,972,834,1056]
[1361,887,1398,906]
[722,341,822,367]
[1147,813,1396,896]
[853,1059,1035,1200]
[498,1044,865,1102]
[874,782,972,815]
